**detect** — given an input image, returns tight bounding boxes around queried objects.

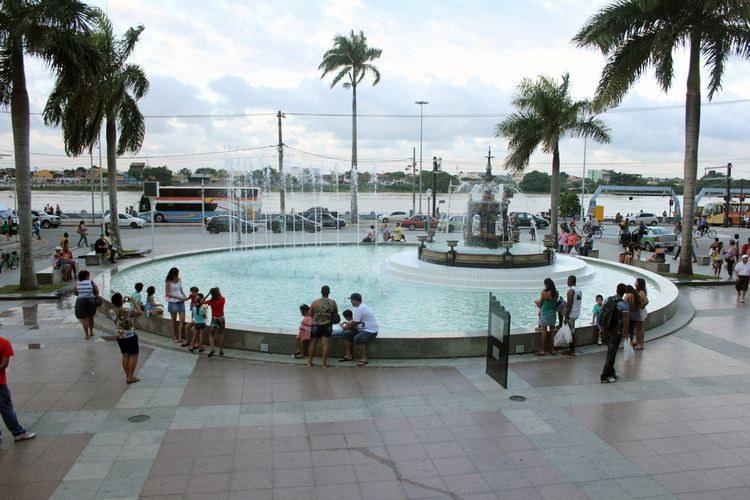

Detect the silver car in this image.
[31,210,61,228]
[629,212,659,226]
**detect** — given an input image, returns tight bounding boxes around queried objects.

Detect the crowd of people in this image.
[533,274,649,383]
[556,218,597,256]
[295,286,378,367]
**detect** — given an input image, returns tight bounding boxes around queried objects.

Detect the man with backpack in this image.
[598,283,630,384]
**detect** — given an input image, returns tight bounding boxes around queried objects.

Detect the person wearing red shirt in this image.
[0,336,35,442]
[741,237,750,257]
[204,287,226,358]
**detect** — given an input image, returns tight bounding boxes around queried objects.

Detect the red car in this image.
[401,215,440,231]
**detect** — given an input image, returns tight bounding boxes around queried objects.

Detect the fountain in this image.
[418,148,552,269]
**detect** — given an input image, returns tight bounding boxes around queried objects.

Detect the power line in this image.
[3,98,748,120]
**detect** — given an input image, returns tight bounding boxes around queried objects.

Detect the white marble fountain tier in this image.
[382,249,595,290]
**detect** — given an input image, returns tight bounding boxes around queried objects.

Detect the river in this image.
[0,189,711,218]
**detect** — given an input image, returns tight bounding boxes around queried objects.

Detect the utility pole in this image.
[724,162,732,227]
[415,100,428,213]
[277,111,286,216]
[411,147,416,214]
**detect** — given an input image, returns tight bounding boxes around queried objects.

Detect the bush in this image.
[559,192,581,217]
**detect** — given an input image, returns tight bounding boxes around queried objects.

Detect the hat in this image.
[742,254,749,260]
[55,246,62,251]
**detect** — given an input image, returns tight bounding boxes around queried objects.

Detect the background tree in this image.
[177,167,192,178]
[574,0,750,276]
[319,30,382,223]
[142,166,172,185]
[519,171,551,193]
[495,74,611,239]
[559,191,582,217]
[44,13,148,247]
[0,0,96,290]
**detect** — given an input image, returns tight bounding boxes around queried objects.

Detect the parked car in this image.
[302,207,331,218]
[510,211,549,229]
[401,215,440,231]
[633,226,677,251]
[629,212,659,226]
[438,215,465,233]
[31,210,61,228]
[206,214,256,234]
[307,212,346,228]
[377,211,409,224]
[267,213,321,233]
[103,212,146,228]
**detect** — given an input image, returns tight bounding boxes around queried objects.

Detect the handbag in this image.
[95,296,103,307]
[331,312,341,324]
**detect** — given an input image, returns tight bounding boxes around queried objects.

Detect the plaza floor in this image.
[0,285,749,500]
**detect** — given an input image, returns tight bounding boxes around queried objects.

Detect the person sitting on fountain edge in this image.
[362,225,376,243]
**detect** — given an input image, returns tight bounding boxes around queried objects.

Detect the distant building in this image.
[586,169,602,182]
[32,169,56,183]
[129,162,146,178]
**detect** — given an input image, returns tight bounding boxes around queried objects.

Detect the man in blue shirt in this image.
[598,283,630,384]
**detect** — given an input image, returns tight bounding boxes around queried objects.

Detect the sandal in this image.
[357,360,369,367]
[207,350,215,358]
[338,357,353,362]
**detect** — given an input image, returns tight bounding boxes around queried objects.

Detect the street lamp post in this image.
[415,100,428,214]
[432,156,441,218]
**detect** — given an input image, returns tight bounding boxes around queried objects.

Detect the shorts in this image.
[195,323,206,330]
[211,317,225,329]
[116,334,139,355]
[311,323,332,338]
[167,302,185,314]
[737,275,749,292]
[540,311,556,327]
[342,329,378,345]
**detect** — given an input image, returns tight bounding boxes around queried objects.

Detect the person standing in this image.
[632,278,649,350]
[558,226,568,253]
[736,254,750,303]
[535,278,559,356]
[0,335,36,442]
[563,275,582,356]
[673,233,698,263]
[110,293,142,384]
[529,217,536,241]
[711,241,724,278]
[73,270,99,339]
[165,267,188,344]
[339,293,379,366]
[599,283,630,384]
[76,220,89,248]
[308,285,338,367]
[32,218,41,240]
[725,239,737,280]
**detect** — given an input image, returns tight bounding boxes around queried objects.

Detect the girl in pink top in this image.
[294,304,312,359]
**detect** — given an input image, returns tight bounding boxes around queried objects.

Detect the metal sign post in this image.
[486,293,511,388]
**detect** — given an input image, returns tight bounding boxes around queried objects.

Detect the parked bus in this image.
[138,186,261,223]
[698,201,749,226]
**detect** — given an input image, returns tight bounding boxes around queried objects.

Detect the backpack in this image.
[556,297,567,312]
[599,295,622,331]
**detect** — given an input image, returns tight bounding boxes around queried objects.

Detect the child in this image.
[183,286,199,348]
[334,309,354,335]
[131,283,145,309]
[294,304,312,359]
[189,293,207,353]
[205,287,225,357]
[144,286,164,316]
[591,294,604,345]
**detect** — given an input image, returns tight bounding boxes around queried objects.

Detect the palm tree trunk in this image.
[679,34,701,276]
[10,39,37,290]
[106,118,122,248]
[350,82,358,224]
[550,143,561,242]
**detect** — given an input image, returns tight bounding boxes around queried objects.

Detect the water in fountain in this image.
[333,164,340,247]
[372,163,378,248]
[352,164,359,247]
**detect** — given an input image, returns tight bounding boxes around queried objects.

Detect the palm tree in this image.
[495,74,611,240]
[0,0,96,290]
[574,0,750,276]
[44,12,148,248]
[319,30,382,223]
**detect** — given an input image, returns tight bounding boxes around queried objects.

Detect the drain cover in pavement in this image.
[509,395,527,402]
[128,415,150,423]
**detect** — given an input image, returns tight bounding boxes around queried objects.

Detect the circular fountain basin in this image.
[104,243,678,358]
[420,240,552,269]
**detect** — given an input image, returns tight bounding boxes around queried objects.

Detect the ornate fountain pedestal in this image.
[419,245,552,268]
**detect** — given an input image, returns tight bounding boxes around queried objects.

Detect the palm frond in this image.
[116,94,144,155]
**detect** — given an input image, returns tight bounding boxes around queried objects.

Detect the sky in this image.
[2,0,750,179]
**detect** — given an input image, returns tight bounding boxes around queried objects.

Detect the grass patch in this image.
[0,283,67,295]
[660,272,716,280]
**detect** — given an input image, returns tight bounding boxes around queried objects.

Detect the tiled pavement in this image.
[1,287,750,499]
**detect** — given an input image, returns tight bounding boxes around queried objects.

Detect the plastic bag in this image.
[623,339,635,361]
[554,324,572,346]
